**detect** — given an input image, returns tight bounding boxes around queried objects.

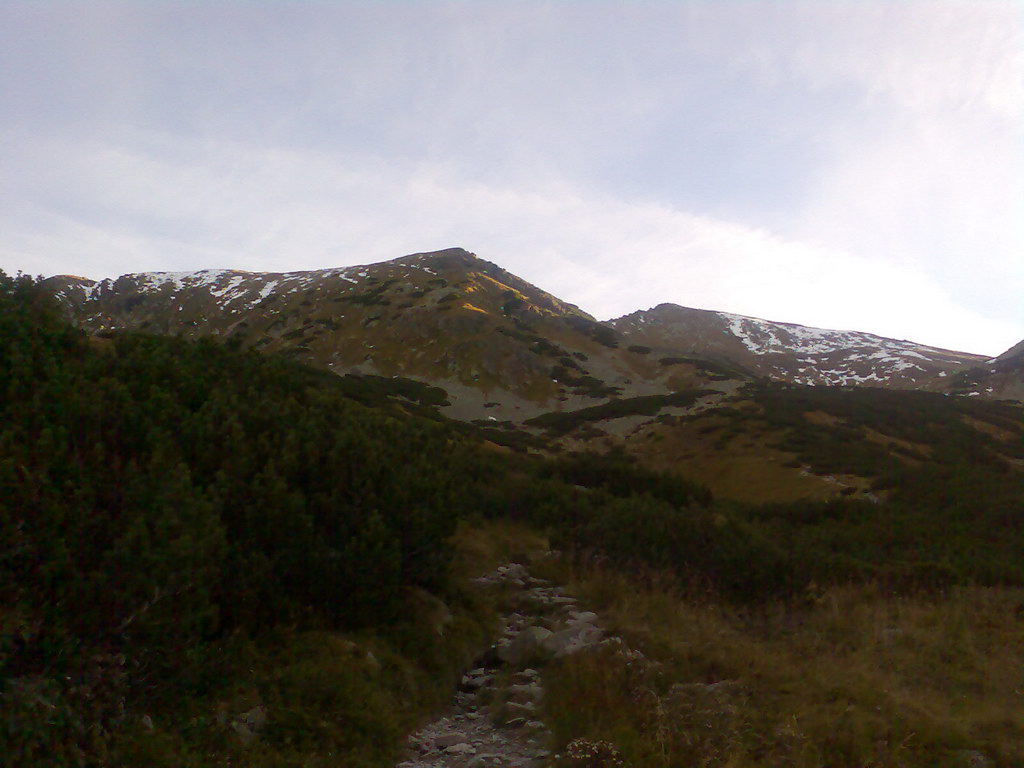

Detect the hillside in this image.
[609,303,986,389]
[942,337,1024,401]
[42,248,1021,504]
[5,270,1024,767]
[45,248,741,423]
[44,248,1002,424]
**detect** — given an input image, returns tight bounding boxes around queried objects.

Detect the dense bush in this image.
[525,390,712,434]
[541,449,713,508]
[751,382,1024,477]
[0,272,475,762]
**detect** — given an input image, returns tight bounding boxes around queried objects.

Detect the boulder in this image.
[512,668,539,683]
[460,672,493,691]
[469,754,506,767]
[503,701,536,719]
[543,624,605,657]
[507,683,544,704]
[497,626,552,667]
[435,732,471,749]
[955,750,993,768]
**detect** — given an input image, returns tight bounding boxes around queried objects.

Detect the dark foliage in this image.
[749,382,1024,478]
[0,272,473,761]
[340,373,451,409]
[525,390,712,434]
[563,316,619,348]
[657,355,750,381]
[541,449,713,508]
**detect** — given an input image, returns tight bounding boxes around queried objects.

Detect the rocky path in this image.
[396,560,608,768]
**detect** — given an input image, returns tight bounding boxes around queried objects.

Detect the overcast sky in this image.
[2,1,1022,355]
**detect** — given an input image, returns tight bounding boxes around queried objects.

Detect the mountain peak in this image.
[995,338,1024,364]
[394,247,477,268]
[41,248,1009,410]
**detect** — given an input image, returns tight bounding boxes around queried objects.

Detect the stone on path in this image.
[396,558,624,768]
[497,625,552,667]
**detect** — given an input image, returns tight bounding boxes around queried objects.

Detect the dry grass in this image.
[536,559,1024,767]
[624,416,839,503]
[449,517,550,580]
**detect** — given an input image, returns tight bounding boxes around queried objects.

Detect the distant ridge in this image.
[45,247,1007,421]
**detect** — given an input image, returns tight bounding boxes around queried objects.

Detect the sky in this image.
[1,1,1022,356]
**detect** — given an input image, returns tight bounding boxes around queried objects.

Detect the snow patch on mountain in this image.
[131,269,238,293]
[718,312,938,361]
[209,275,246,298]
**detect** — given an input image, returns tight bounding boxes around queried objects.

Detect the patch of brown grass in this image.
[627,418,836,503]
[538,560,1024,767]
[861,426,932,460]
[803,410,844,427]
[449,518,550,581]
[961,414,1018,443]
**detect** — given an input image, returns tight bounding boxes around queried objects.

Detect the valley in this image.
[3,254,1022,767]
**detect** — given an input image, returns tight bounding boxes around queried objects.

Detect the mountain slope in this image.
[44,248,746,422]
[11,270,1024,768]
[609,303,986,389]
[44,247,1019,503]
[920,337,1024,402]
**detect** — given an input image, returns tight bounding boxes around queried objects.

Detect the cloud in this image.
[799,114,1023,319]
[684,1,1024,120]
[1,3,1021,356]
[3,128,1019,356]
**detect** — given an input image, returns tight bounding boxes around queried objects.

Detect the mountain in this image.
[45,248,996,417]
[940,337,1024,401]
[43,248,747,423]
[43,248,1022,503]
[609,303,986,389]
[997,338,1024,363]
[11,266,1024,768]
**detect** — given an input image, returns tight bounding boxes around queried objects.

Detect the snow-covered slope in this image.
[611,304,986,389]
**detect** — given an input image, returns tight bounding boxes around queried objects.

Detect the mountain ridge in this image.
[44,247,1020,415]
[609,302,988,390]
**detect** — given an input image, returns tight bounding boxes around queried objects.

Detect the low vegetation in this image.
[749,382,1024,479]
[3,271,1021,766]
[0,272,491,765]
[538,560,1024,767]
[658,354,750,380]
[525,390,713,435]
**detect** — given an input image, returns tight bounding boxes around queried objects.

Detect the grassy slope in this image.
[616,383,1024,504]
[536,558,1024,768]
[17,271,1024,767]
